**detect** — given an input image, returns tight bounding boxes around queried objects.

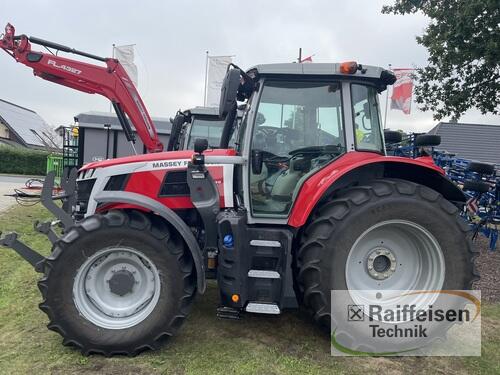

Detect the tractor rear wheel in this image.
[38,210,196,356]
[296,179,478,331]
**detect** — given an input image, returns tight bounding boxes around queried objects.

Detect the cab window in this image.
[351,84,383,152]
[187,118,237,149]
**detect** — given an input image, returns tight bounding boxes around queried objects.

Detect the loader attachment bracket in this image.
[0,232,45,272]
[41,171,74,230]
[60,167,77,215]
[34,220,60,244]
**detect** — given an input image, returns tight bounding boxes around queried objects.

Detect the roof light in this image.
[339,61,358,74]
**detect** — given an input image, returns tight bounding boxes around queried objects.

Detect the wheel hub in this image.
[74,247,161,329]
[108,270,135,296]
[346,220,445,312]
[367,248,396,280]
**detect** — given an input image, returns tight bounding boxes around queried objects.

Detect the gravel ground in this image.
[0,182,20,213]
[473,235,500,302]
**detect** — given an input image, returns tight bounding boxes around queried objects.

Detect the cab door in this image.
[244,79,346,221]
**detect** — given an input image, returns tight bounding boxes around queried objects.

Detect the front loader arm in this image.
[0,23,163,153]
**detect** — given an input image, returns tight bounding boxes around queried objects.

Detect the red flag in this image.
[466,197,479,215]
[300,55,313,63]
[391,68,414,114]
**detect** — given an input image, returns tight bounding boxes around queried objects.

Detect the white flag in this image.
[114,44,138,87]
[205,55,233,108]
[390,69,414,115]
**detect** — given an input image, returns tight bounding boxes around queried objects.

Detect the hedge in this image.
[0,146,50,176]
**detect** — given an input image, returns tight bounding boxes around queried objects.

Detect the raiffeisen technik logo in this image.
[331,290,481,356]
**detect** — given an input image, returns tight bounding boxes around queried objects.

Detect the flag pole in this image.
[109,44,116,113]
[203,51,209,106]
[383,63,391,129]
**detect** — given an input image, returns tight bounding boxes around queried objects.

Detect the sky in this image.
[0,0,498,133]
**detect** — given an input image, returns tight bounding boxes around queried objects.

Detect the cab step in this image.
[245,302,281,315]
[247,270,281,279]
[216,306,241,320]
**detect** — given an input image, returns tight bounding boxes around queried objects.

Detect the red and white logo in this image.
[391,69,414,115]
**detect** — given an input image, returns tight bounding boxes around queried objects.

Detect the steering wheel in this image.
[259,150,288,164]
[254,125,302,155]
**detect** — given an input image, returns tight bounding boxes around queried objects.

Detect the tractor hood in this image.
[79,148,237,172]
[75,148,238,218]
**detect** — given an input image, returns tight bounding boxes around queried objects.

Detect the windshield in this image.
[252,81,345,156]
[187,118,225,149]
[187,117,237,149]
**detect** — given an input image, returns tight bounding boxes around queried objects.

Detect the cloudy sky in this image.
[1,0,498,133]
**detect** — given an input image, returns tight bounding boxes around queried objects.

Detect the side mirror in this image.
[251,149,263,175]
[219,68,241,119]
[194,138,209,154]
[166,112,188,151]
[381,69,397,85]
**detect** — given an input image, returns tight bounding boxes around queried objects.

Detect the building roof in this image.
[76,111,171,134]
[0,138,24,148]
[428,122,500,165]
[0,99,59,149]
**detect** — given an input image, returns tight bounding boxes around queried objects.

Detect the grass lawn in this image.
[0,204,499,374]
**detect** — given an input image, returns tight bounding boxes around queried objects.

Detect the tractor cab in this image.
[214,62,397,221]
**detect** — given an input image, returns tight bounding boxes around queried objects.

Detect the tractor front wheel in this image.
[38,210,196,356]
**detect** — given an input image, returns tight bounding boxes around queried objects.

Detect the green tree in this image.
[382,0,500,120]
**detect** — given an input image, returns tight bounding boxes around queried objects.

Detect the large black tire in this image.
[415,134,441,147]
[296,179,478,331]
[467,161,495,175]
[383,130,403,144]
[463,179,490,193]
[38,210,196,356]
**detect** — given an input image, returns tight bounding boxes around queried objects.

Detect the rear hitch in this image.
[0,231,45,272]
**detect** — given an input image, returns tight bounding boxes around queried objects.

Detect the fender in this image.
[94,191,206,294]
[288,152,465,227]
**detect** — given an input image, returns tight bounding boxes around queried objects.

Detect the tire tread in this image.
[296,179,477,330]
[37,209,196,356]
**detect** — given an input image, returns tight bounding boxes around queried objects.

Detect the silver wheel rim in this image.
[345,220,445,315]
[73,247,161,330]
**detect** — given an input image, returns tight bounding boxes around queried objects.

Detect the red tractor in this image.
[167,106,238,152]
[0,24,477,356]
